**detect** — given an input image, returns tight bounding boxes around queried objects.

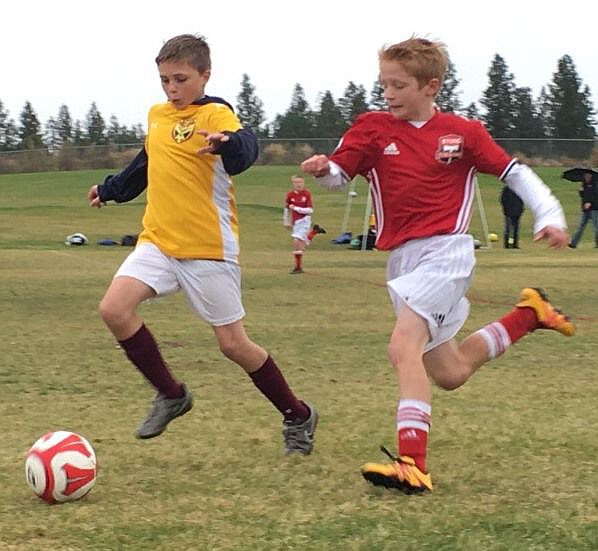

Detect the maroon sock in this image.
[118,324,183,398]
[249,356,309,422]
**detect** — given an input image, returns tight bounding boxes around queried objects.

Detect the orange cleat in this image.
[516,287,575,336]
[361,447,432,494]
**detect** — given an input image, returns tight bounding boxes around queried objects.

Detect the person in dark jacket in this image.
[500,186,524,248]
[569,171,598,248]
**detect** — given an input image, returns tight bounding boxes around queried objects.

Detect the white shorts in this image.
[115,242,245,326]
[386,234,475,352]
[292,216,312,242]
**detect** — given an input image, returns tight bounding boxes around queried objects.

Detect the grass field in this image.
[1,166,597,550]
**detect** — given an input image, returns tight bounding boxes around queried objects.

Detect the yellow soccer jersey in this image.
[137,101,243,262]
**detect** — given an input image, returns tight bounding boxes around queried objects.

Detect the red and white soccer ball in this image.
[25,431,97,504]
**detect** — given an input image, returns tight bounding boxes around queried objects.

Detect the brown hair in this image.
[379,37,448,88]
[155,34,211,72]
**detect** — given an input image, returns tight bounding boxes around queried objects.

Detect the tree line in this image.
[1,52,595,159]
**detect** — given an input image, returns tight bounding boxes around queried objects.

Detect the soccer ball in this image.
[488,232,499,242]
[25,431,97,504]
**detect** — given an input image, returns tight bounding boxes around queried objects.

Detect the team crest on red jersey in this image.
[435,134,464,164]
[172,119,195,144]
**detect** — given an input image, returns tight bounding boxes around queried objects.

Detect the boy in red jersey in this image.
[87,34,317,455]
[283,175,326,274]
[301,36,574,493]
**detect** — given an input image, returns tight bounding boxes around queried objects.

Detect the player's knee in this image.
[429,370,467,391]
[387,340,420,367]
[218,338,243,362]
[98,298,128,329]
[434,377,464,391]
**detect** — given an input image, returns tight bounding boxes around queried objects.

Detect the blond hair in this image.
[379,37,448,89]
[155,34,211,72]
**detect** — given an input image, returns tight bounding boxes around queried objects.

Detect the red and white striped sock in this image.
[475,307,537,359]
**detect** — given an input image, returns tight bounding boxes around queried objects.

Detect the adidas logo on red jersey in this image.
[383,142,400,155]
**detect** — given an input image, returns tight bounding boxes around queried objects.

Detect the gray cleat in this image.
[136,384,194,439]
[283,402,319,455]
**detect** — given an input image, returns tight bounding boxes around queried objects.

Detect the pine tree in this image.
[107,115,120,144]
[464,102,480,120]
[236,74,266,136]
[44,116,60,150]
[73,120,85,145]
[84,102,107,145]
[106,115,143,145]
[131,123,145,142]
[512,87,545,137]
[480,54,516,138]
[273,84,314,138]
[547,55,596,139]
[545,55,596,158]
[511,87,546,156]
[55,105,73,146]
[18,101,44,149]
[369,81,386,111]
[536,87,552,137]
[436,58,462,113]
[338,82,369,126]
[314,91,346,138]
[0,99,18,151]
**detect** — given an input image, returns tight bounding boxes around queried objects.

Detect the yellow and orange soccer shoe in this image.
[361,448,432,494]
[516,287,575,337]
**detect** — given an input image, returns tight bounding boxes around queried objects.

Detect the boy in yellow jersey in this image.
[87,34,317,454]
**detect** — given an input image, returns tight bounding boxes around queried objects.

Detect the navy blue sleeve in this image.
[217,127,259,175]
[97,148,149,203]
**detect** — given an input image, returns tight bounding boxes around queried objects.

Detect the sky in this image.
[2,0,597,129]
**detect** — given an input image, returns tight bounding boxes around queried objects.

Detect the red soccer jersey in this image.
[286,189,313,223]
[330,110,514,250]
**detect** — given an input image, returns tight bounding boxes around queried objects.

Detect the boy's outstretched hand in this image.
[534,226,570,248]
[196,129,229,154]
[301,154,331,177]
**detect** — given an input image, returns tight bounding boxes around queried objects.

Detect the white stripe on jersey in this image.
[369,169,384,245]
[453,168,477,234]
[212,159,239,262]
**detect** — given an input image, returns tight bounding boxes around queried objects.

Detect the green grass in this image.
[1,166,597,550]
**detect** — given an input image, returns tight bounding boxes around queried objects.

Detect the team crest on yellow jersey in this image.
[172,119,196,144]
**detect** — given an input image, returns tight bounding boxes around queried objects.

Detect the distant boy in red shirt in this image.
[301,36,574,493]
[283,175,326,274]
